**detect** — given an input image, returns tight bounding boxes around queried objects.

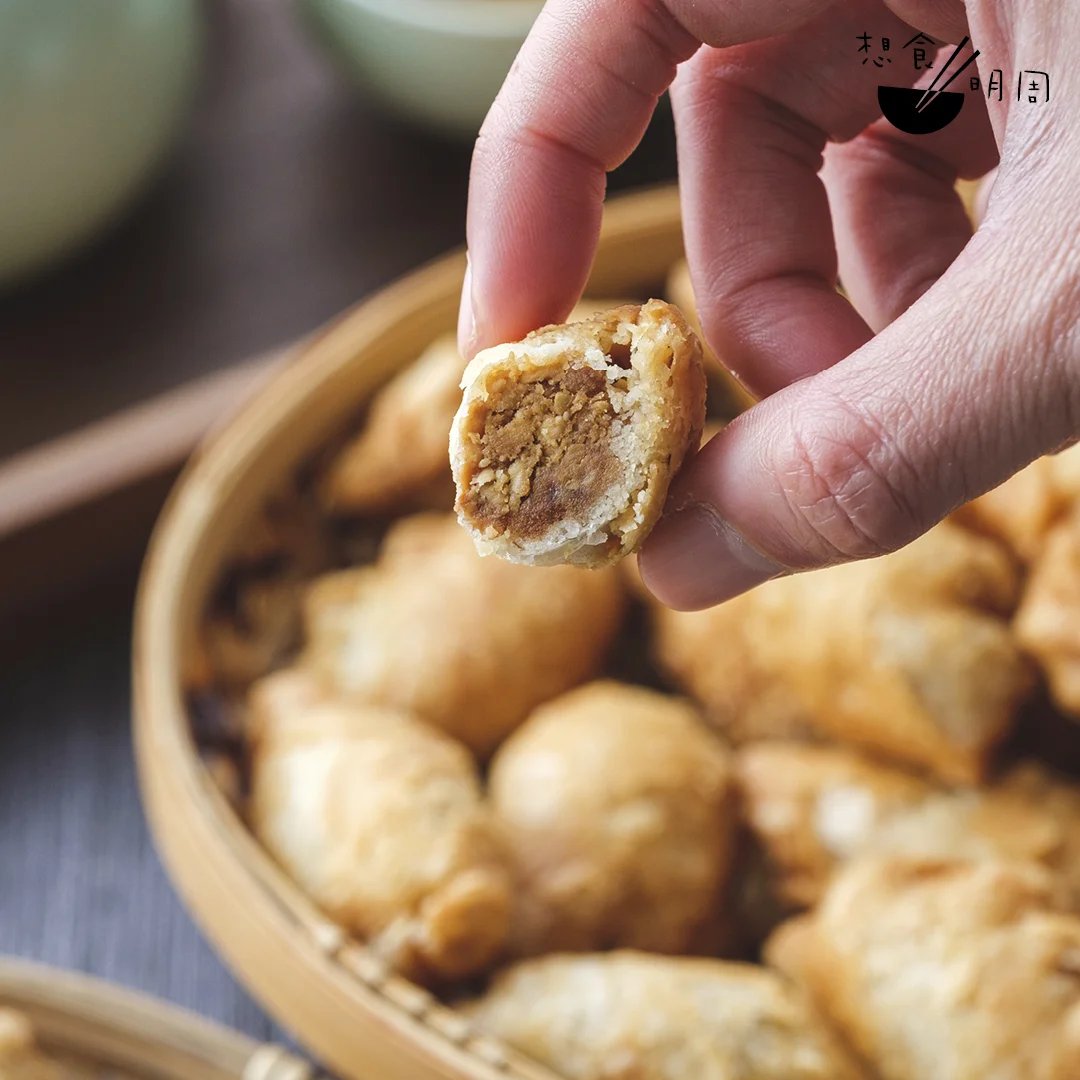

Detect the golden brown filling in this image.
[461,365,624,539]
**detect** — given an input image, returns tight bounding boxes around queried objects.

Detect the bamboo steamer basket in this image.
[0,957,312,1079]
[132,185,686,1080]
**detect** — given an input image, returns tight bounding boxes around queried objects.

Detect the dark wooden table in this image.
[0,0,678,1065]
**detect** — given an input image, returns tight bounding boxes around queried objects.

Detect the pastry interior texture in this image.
[247,667,512,983]
[322,300,633,517]
[450,299,706,568]
[489,680,735,956]
[736,742,1080,911]
[298,512,624,757]
[651,522,1033,783]
[952,443,1080,565]
[767,857,1080,1080]
[466,950,867,1080]
[1015,506,1080,718]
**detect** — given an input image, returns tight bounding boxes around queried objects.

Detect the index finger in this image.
[460,0,839,356]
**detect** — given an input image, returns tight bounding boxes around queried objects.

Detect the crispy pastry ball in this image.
[489,681,735,956]
[300,513,625,757]
[664,258,757,416]
[0,1010,63,1079]
[736,742,1077,910]
[247,668,512,983]
[466,951,868,1080]
[652,523,1033,783]
[952,443,1080,564]
[1015,509,1080,717]
[450,300,706,568]
[767,858,1080,1080]
[322,301,635,517]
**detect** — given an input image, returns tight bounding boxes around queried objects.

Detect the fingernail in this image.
[639,503,785,610]
[457,255,477,358]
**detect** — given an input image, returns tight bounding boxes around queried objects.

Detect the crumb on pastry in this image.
[450,300,706,568]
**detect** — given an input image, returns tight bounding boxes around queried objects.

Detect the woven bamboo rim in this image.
[0,956,312,1079]
[132,185,687,1080]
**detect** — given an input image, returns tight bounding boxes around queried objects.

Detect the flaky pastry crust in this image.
[466,951,867,1080]
[489,680,735,956]
[247,668,511,982]
[952,443,1080,564]
[767,857,1080,1080]
[450,300,706,567]
[1014,507,1080,718]
[736,742,1079,910]
[652,523,1032,783]
[322,333,464,515]
[300,513,625,757]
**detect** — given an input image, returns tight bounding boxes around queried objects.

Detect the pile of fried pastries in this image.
[0,1008,132,1079]
[187,271,1080,1080]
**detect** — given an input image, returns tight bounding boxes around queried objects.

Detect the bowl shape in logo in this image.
[877,85,965,135]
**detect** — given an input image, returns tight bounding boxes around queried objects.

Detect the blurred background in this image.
[0,0,676,1051]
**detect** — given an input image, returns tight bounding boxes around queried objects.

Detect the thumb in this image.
[638,203,1080,610]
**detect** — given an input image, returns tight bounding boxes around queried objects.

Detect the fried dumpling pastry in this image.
[322,333,465,515]
[466,951,867,1080]
[489,681,735,956]
[952,443,1080,564]
[652,522,1032,783]
[450,300,706,568]
[736,742,1078,910]
[301,513,624,757]
[768,858,1080,1080]
[247,668,512,982]
[1015,508,1080,718]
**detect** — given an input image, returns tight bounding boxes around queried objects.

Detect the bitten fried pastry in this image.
[301,513,624,756]
[450,300,706,568]
[665,258,756,416]
[1015,509,1080,717]
[952,443,1080,564]
[466,951,867,1080]
[247,668,512,982]
[652,522,1032,783]
[767,858,1080,1080]
[323,300,635,517]
[489,681,735,956]
[736,742,1075,910]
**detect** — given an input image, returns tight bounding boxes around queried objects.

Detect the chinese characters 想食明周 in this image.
[858,32,1050,104]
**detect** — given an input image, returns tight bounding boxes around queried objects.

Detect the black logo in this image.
[877,36,980,134]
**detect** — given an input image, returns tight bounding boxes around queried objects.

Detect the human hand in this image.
[458,0,1080,609]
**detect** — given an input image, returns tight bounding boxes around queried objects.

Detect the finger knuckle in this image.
[774,393,929,566]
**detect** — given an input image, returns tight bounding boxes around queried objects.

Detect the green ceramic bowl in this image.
[296,0,543,139]
[0,0,202,287]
